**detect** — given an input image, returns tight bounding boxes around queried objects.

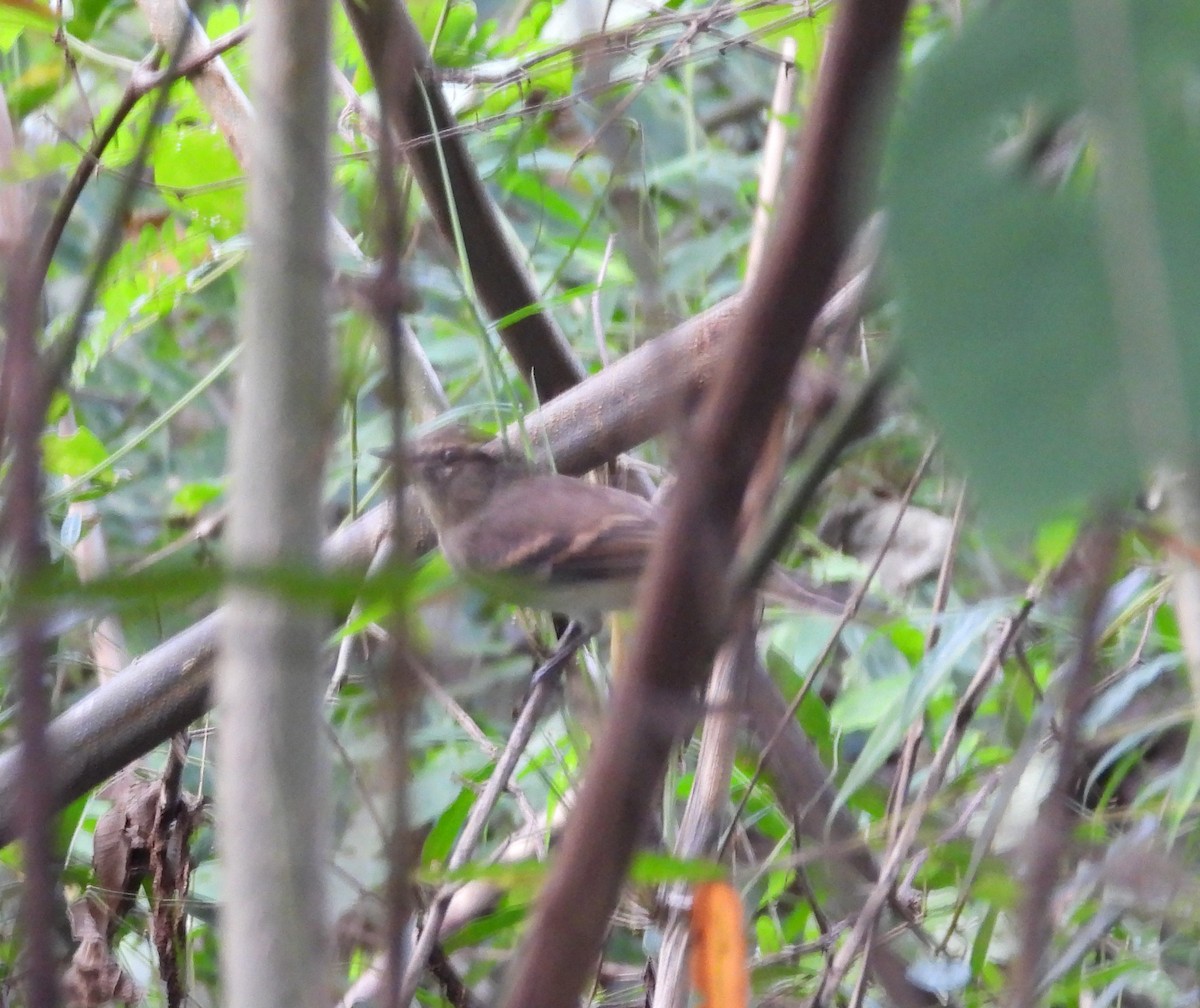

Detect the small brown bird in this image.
[406,429,851,642]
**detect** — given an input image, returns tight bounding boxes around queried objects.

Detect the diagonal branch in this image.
[343,0,585,401]
[498,3,913,1007]
[0,254,866,847]
[0,293,736,845]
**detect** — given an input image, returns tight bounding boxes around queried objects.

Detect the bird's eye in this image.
[439,447,458,466]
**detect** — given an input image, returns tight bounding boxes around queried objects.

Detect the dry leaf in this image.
[689,880,748,1008]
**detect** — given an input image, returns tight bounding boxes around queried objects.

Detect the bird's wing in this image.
[477,476,659,585]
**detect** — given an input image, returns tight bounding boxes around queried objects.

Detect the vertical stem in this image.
[216,0,333,1004]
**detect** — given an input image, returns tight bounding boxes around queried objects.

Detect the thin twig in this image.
[747,36,797,277]
[813,597,1036,1002]
[397,672,565,1006]
[722,438,937,856]
[884,481,966,849]
[1009,521,1118,1007]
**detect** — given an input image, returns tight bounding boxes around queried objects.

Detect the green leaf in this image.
[627,851,725,885]
[503,170,584,229]
[739,4,831,76]
[435,1,475,64]
[42,426,110,478]
[443,902,527,952]
[420,786,476,868]
[495,0,550,55]
[830,671,909,733]
[755,914,783,956]
[0,0,53,28]
[1034,514,1080,570]
[835,601,1008,807]
[887,0,1200,527]
[423,857,546,890]
[169,479,223,518]
[156,108,244,238]
[408,0,475,60]
[8,58,60,115]
[205,3,243,39]
[970,904,1000,977]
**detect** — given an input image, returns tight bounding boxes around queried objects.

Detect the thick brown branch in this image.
[343,0,584,401]
[498,3,911,1007]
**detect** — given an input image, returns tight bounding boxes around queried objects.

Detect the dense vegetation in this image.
[1,0,1199,1005]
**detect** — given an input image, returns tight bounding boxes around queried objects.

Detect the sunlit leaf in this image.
[42,426,110,478]
[0,0,53,27]
[169,479,223,519]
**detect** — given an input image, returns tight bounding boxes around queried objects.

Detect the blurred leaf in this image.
[204,3,243,39]
[434,1,475,64]
[169,479,223,519]
[443,902,527,952]
[425,857,545,891]
[629,852,725,885]
[0,0,53,27]
[754,914,782,956]
[156,113,244,238]
[408,0,475,62]
[1034,515,1081,570]
[887,0,1200,526]
[494,0,550,55]
[59,507,82,548]
[420,786,476,868]
[8,58,60,115]
[42,425,110,478]
[830,670,909,732]
[503,170,584,229]
[411,744,491,825]
[738,3,826,58]
[689,880,747,1008]
[1083,653,1181,735]
[906,956,971,997]
[970,903,1001,977]
[886,620,926,665]
[33,559,421,614]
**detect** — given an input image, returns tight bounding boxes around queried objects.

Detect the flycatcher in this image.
[405,429,850,643]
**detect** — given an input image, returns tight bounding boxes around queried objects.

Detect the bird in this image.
[403,428,853,682]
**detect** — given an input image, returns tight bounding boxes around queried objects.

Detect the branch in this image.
[498,3,912,1007]
[342,0,585,401]
[214,0,334,1000]
[0,293,718,845]
[0,257,865,847]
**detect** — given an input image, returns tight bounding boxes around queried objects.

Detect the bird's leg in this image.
[528,619,594,689]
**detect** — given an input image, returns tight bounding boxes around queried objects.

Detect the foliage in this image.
[888,0,1200,528]
[1,0,1199,1005]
